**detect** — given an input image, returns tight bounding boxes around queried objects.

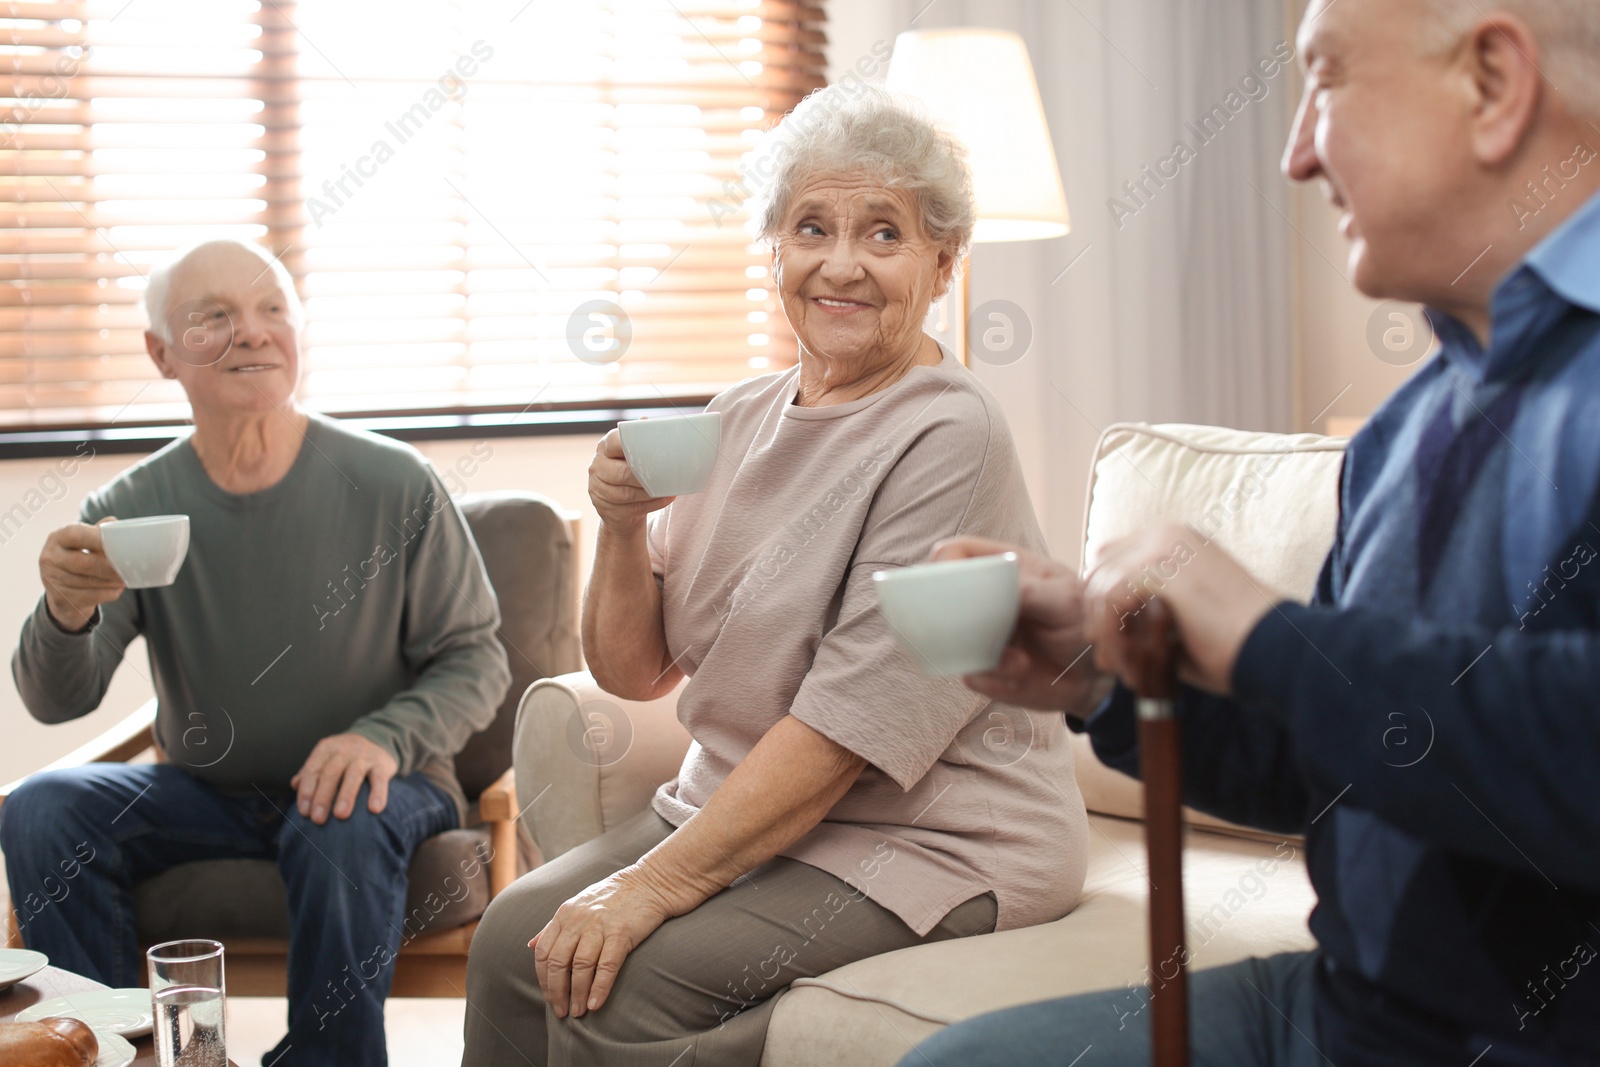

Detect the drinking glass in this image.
[146,939,227,1067]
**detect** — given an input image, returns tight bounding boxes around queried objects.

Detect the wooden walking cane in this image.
[1126,598,1189,1067]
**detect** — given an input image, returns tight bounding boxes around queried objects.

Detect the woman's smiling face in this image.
[773,169,953,368]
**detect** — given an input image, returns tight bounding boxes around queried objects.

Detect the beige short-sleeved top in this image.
[647,344,1089,935]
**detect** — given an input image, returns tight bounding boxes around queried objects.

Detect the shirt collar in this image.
[1424,188,1600,382]
[1523,187,1600,316]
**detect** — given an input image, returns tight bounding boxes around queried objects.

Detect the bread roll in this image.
[0,1016,100,1066]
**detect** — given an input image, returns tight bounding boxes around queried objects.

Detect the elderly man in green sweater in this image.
[1,239,511,1067]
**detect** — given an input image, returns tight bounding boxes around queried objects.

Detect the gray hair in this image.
[142,238,303,344]
[1419,0,1600,117]
[745,83,976,266]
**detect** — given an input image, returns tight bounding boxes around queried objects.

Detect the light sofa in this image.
[511,422,1348,1066]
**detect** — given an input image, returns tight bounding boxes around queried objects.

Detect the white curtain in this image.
[829,0,1296,562]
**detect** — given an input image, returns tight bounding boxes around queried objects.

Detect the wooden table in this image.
[1,965,240,1067]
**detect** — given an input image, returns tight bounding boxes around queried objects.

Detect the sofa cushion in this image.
[1072,423,1347,827]
[133,827,494,943]
[1081,422,1347,598]
[761,813,1316,1067]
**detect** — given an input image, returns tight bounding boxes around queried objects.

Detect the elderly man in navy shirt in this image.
[906,0,1600,1065]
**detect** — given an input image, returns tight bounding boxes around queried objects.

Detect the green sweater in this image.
[12,415,511,821]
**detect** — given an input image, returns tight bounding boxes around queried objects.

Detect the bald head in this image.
[1288,0,1600,331]
[140,237,305,421]
[1418,0,1600,118]
[143,239,303,345]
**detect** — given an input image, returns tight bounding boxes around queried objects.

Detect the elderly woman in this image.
[462,84,1090,1066]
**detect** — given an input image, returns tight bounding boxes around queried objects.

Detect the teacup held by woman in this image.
[618,412,722,497]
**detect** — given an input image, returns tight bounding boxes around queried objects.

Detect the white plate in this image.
[0,947,48,991]
[95,1030,136,1067]
[18,988,154,1038]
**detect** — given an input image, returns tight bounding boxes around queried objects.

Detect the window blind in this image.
[1,0,826,428]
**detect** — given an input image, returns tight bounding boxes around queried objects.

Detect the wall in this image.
[0,433,602,786]
[1290,188,1415,432]
[830,1,1308,574]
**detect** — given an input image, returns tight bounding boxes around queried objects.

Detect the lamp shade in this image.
[886,28,1070,243]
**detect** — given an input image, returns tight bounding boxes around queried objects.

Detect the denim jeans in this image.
[1,762,457,1067]
[901,951,1327,1067]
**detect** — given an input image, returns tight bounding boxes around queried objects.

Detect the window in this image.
[0,0,826,428]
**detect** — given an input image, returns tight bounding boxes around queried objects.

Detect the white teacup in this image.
[618,412,722,498]
[874,553,1020,677]
[101,515,190,589]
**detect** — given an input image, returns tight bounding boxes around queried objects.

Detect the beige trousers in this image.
[461,810,997,1067]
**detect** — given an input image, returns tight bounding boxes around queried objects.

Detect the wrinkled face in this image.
[1282,0,1474,300]
[772,170,954,367]
[148,244,302,416]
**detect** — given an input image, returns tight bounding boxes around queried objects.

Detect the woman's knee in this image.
[485,861,594,942]
[468,814,668,982]
[463,877,566,1062]
[568,908,777,1044]
[467,867,585,1006]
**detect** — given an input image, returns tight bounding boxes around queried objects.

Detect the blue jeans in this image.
[902,951,1326,1067]
[0,762,457,1067]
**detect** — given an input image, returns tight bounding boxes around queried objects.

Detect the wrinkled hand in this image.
[40,519,126,633]
[1082,522,1276,695]
[587,428,675,531]
[931,537,1109,715]
[290,733,399,825]
[531,868,672,1019]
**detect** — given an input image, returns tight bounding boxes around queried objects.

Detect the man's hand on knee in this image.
[290,733,399,825]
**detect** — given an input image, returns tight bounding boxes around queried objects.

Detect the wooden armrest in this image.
[0,699,157,809]
[478,765,516,822]
[477,766,520,898]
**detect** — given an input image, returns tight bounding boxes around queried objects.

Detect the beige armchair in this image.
[512,423,1348,1066]
[3,490,582,997]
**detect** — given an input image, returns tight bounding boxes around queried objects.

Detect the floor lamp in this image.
[885,29,1071,364]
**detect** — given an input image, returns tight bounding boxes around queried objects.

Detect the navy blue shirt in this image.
[1084,189,1600,1066]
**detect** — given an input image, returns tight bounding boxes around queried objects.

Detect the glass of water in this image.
[146,939,228,1067]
